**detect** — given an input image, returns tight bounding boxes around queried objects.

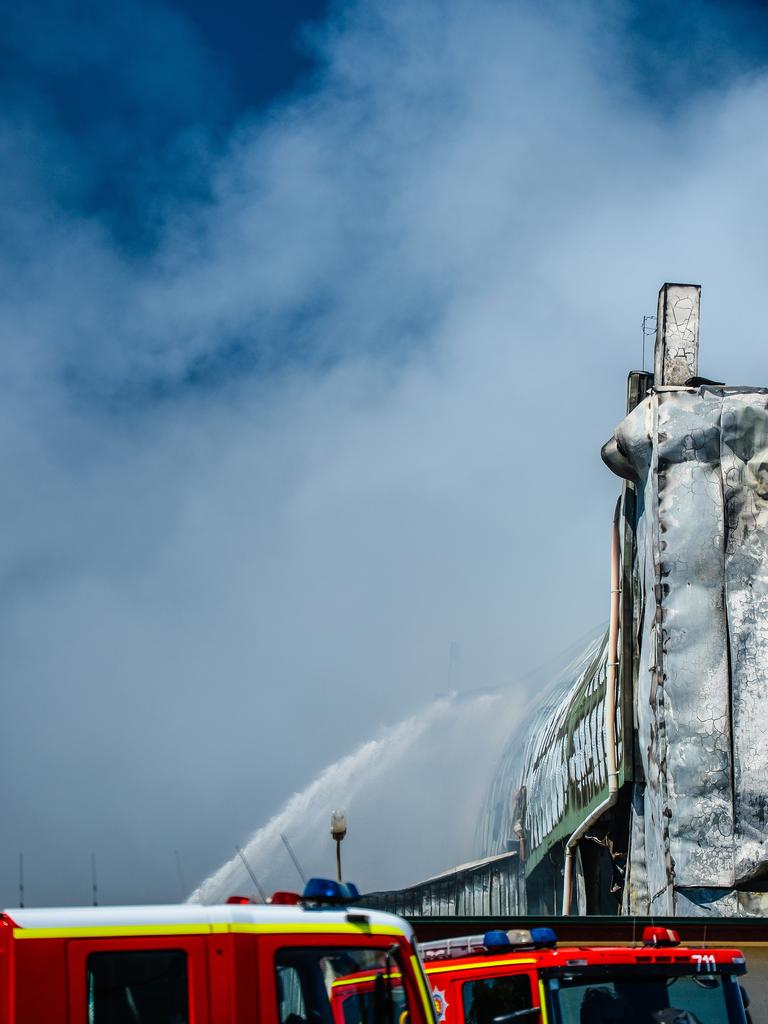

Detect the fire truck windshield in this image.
[548,970,746,1024]
[277,945,411,1024]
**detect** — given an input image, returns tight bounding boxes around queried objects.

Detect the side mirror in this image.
[492,1009,541,1024]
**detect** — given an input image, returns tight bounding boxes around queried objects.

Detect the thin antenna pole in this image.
[235,846,268,902]
[642,315,645,373]
[91,852,98,906]
[174,849,188,900]
[642,314,657,374]
[18,852,24,908]
[280,832,307,884]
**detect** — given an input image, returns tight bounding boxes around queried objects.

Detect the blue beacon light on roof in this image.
[483,928,558,951]
[302,878,360,905]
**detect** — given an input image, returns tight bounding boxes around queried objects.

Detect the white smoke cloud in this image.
[1,0,768,905]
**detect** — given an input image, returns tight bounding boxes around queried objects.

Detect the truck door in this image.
[66,935,210,1024]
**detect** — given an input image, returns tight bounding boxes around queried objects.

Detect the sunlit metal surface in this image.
[615,386,768,915]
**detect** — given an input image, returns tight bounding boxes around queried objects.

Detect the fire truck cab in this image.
[418,927,749,1024]
[0,879,436,1024]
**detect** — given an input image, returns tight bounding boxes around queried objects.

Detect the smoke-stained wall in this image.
[616,386,768,916]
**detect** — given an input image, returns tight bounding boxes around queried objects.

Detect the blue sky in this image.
[4,0,768,254]
[0,2,328,250]
[2,0,768,906]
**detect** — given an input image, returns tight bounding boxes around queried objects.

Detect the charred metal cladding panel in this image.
[614,386,768,915]
[479,631,619,875]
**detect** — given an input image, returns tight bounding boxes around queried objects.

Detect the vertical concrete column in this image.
[654,283,701,386]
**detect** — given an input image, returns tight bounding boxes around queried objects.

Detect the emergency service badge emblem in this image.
[431,988,448,1023]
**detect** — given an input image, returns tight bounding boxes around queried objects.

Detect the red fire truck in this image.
[416,927,749,1024]
[0,878,436,1024]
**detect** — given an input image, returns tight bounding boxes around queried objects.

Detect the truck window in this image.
[552,973,734,1024]
[277,946,411,1024]
[86,949,188,1024]
[462,976,533,1024]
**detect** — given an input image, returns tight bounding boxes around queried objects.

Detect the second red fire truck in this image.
[331,926,750,1024]
[418,927,749,1024]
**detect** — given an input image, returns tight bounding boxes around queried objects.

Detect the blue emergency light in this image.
[530,927,557,948]
[483,927,557,951]
[302,878,360,905]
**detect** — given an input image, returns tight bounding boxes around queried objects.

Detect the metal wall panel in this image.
[721,392,768,884]
[615,386,768,914]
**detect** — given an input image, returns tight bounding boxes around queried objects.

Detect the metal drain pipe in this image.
[562,498,622,915]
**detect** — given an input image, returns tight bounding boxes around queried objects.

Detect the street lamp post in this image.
[330,811,347,882]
